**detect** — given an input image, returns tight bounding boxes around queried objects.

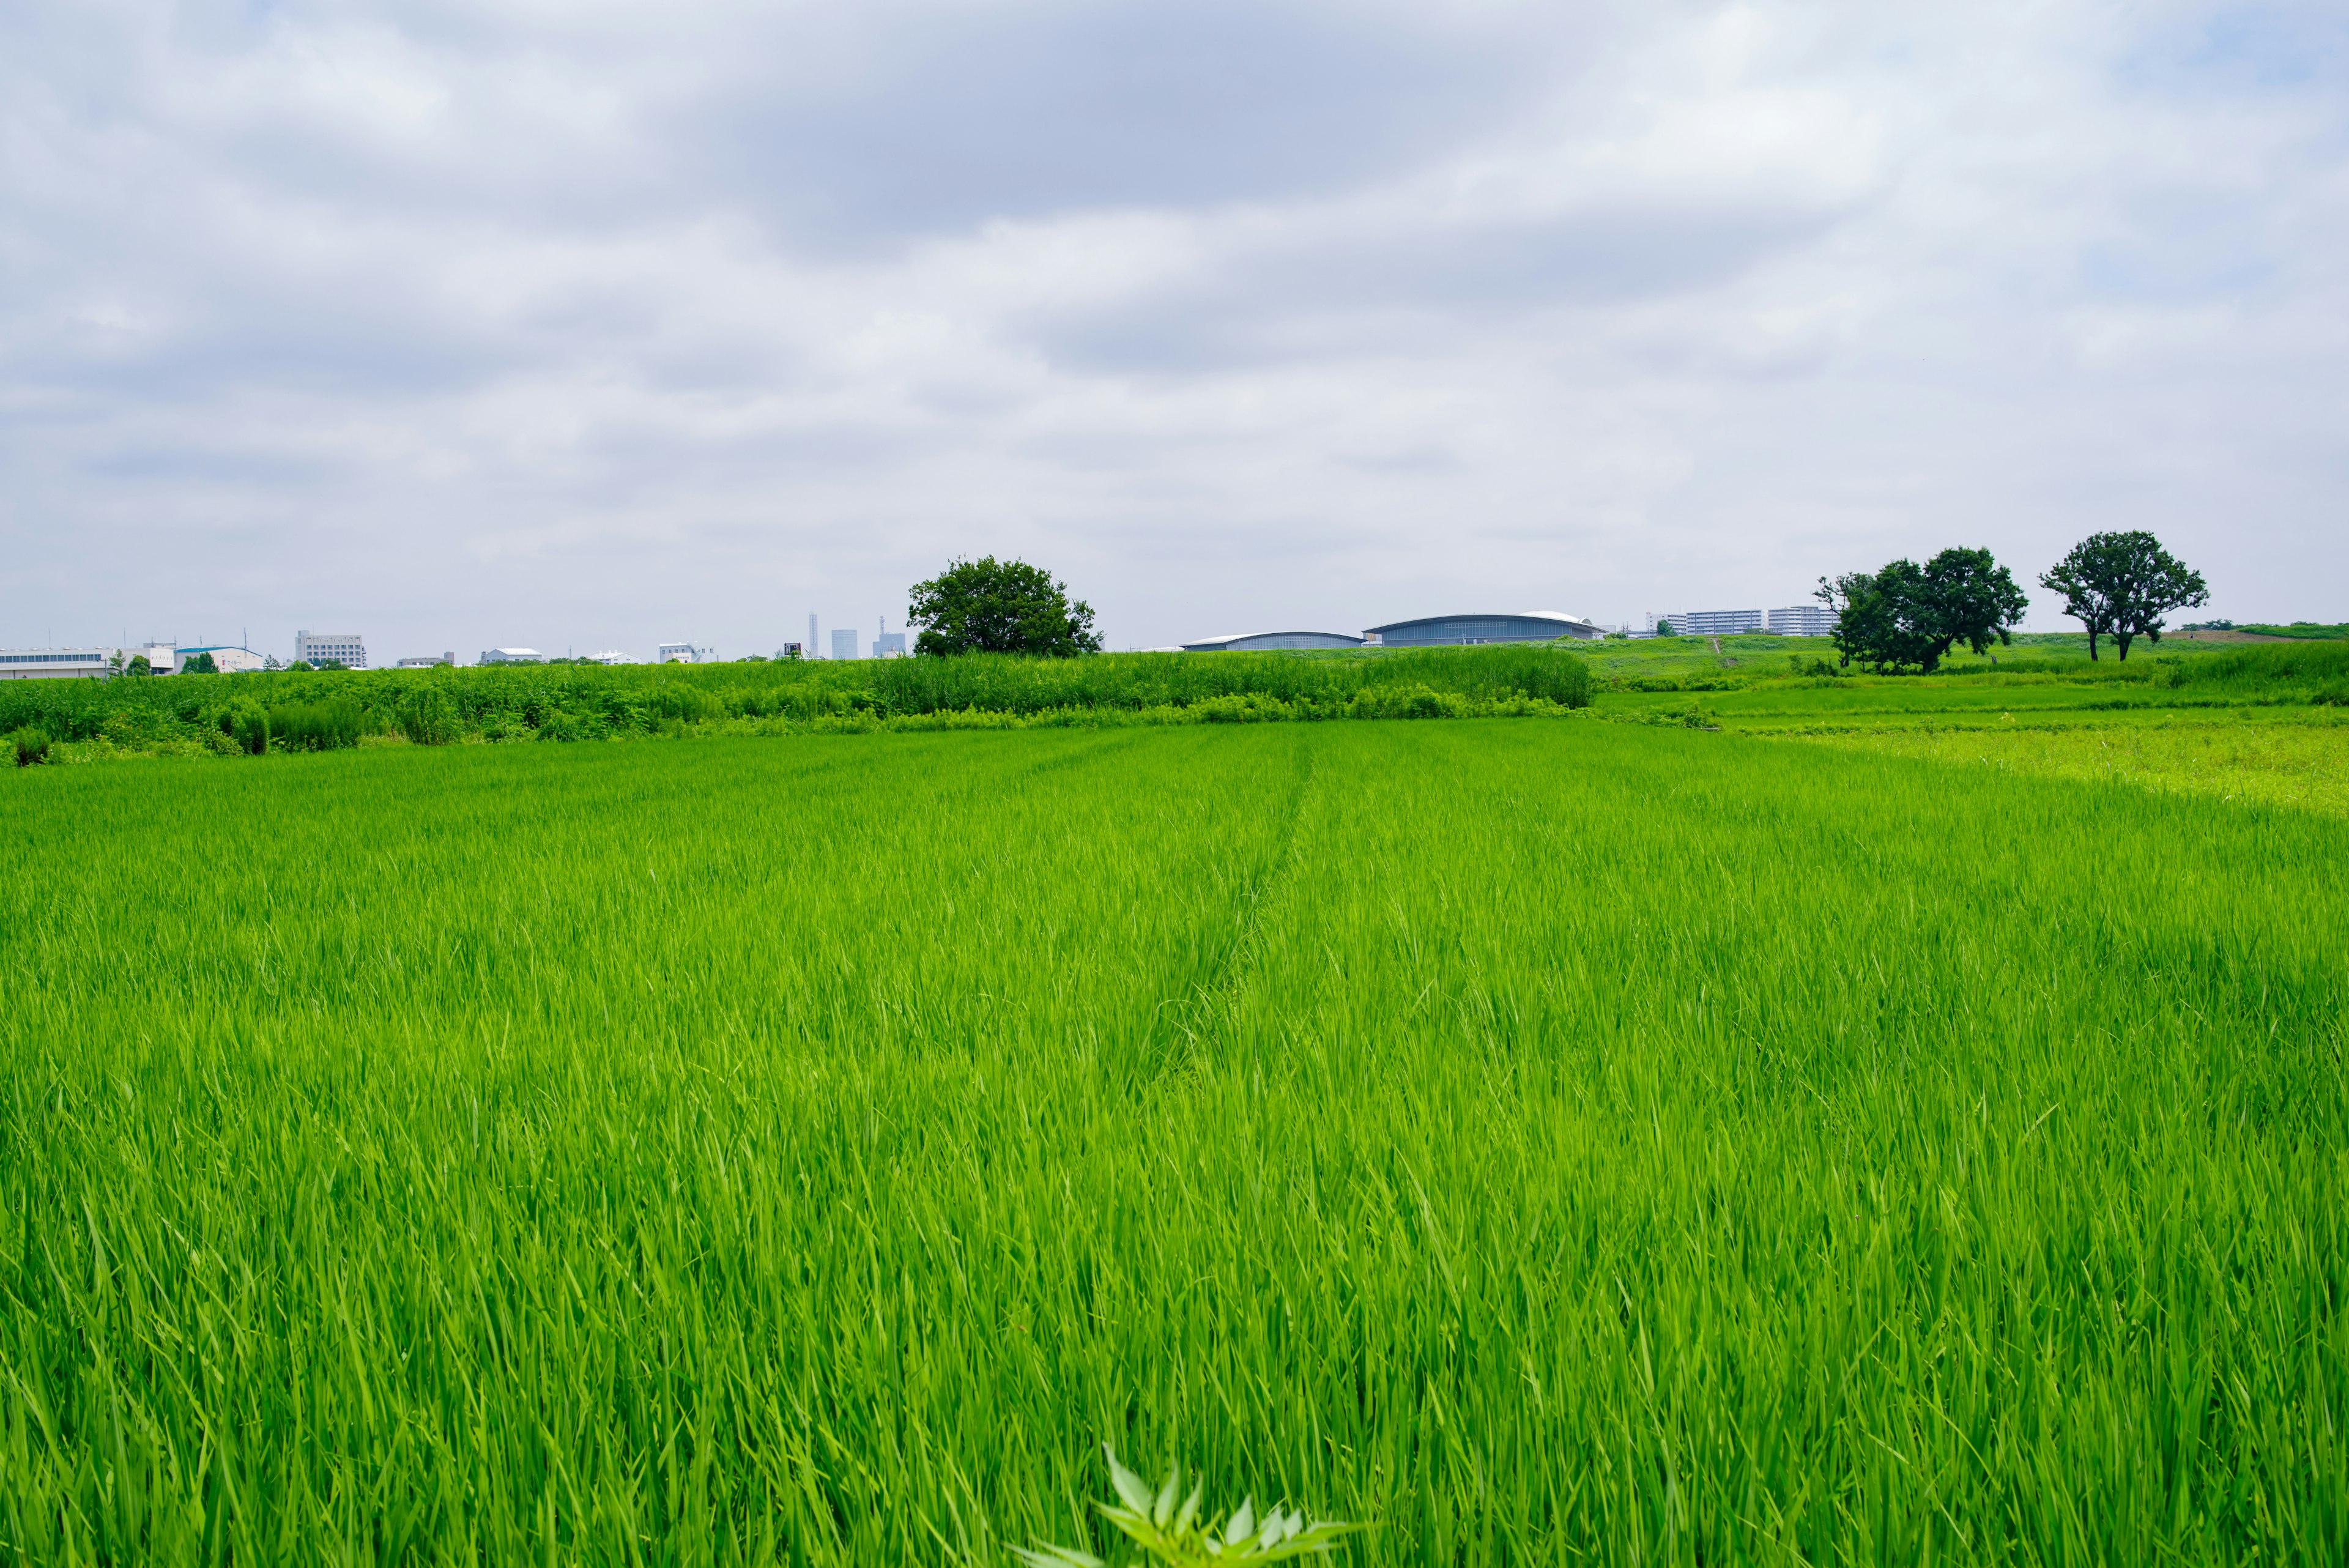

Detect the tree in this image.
[907,555,1102,657]
[1817,547,2028,672]
[1653,617,1676,637]
[126,654,152,677]
[2038,531,2208,661]
[180,651,218,674]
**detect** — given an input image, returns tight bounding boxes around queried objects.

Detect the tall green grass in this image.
[0,647,1593,757]
[0,725,2342,1563]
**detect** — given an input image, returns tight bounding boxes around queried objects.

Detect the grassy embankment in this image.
[1584,634,2349,816]
[2,722,2343,1563]
[0,645,1592,764]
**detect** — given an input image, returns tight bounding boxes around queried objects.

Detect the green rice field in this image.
[3,718,2344,1564]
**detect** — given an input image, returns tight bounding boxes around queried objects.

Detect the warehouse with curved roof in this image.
[1179,631,1365,652]
[1361,611,1601,646]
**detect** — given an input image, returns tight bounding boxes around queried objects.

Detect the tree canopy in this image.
[907,556,1102,658]
[1817,547,2028,672]
[179,652,218,675]
[2038,531,2208,661]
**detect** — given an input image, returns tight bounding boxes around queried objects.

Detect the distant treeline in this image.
[0,645,1594,759]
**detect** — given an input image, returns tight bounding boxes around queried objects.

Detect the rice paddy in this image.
[2,716,2343,1564]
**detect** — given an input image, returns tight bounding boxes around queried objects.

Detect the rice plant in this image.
[0,721,2341,1562]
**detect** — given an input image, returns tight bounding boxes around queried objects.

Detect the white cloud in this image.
[1,0,2343,657]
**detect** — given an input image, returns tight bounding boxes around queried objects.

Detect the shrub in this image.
[398,686,461,746]
[268,700,362,752]
[223,701,270,756]
[9,727,50,767]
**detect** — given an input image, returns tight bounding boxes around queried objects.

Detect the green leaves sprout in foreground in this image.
[1014,1449,1358,1567]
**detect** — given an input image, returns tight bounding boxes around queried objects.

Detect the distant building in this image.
[1361,611,1601,647]
[479,648,545,664]
[1767,605,1834,637]
[656,642,711,663]
[0,647,114,681]
[396,652,457,668]
[582,650,630,665]
[177,645,266,673]
[831,629,859,661]
[295,631,367,668]
[1680,610,1767,636]
[873,631,908,658]
[1181,631,1364,652]
[778,641,804,660]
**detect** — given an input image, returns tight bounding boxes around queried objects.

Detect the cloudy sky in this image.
[4,0,2343,658]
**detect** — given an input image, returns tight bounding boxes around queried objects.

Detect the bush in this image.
[268,700,362,752]
[223,702,270,756]
[9,728,49,767]
[398,686,461,746]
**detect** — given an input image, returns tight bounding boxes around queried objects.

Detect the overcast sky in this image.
[4,0,2343,658]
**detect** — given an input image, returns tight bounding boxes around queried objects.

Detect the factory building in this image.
[1180,631,1364,652]
[177,645,267,673]
[294,631,367,668]
[479,648,545,664]
[0,647,115,680]
[1361,611,1602,647]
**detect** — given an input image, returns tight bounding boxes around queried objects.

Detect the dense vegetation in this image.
[0,645,1594,761]
[1,722,2340,1563]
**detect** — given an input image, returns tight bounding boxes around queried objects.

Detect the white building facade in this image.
[1767,605,1835,637]
[0,648,114,680]
[295,631,368,667]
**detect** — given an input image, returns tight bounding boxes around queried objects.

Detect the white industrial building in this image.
[479,648,545,664]
[396,653,456,668]
[295,631,368,668]
[656,642,712,663]
[0,647,115,680]
[178,645,267,673]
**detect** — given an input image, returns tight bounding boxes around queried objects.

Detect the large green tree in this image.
[1817,547,2028,672]
[907,556,1102,657]
[2038,531,2208,661]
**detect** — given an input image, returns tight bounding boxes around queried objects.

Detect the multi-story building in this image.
[295,631,367,667]
[656,642,711,664]
[830,629,859,661]
[1767,605,1835,637]
[1663,609,1767,636]
[873,631,908,658]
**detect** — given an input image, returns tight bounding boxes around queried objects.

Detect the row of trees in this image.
[1818,531,2206,672]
